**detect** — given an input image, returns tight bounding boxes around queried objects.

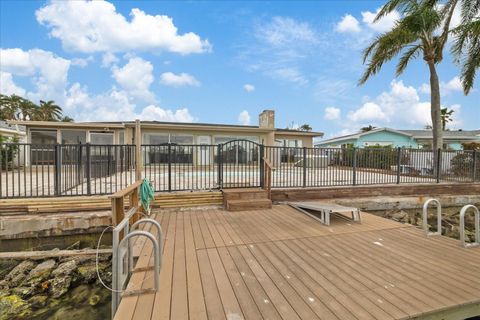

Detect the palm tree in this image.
[299,124,312,132]
[61,116,74,122]
[360,125,376,132]
[359,0,458,150]
[440,107,454,130]
[450,0,480,94]
[37,100,62,121]
[18,99,38,121]
[0,94,18,120]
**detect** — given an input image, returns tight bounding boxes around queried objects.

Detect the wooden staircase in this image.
[222,188,272,211]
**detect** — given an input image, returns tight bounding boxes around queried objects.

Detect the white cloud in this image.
[71,56,93,68]
[361,8,400,33]
[0,72,26,96]
[256,16,317,46]
[419,76,463,95]
[159,72,200,87]
[64,83,195,122]
[138,105,195,122]
[36,0,211,54]
[271,67,307,85]
[348,102,387,122]
[238,110,251,125]
[101,52,119,68]
[243,84,255,92]
[324,107,341,120]
[0,48,71,101]
[344,80,462,130]
[336,14,361,33]
[112,57,155,101]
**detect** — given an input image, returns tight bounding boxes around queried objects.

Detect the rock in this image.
[28,295,48,308]
[49,276,72,298]
[70,284,91,304]
[88,287,110,306]
[0,295,31,320]
[0,260,19,279]
[50,306,97,320]
[78,263,99,283]
[391,211,408,222]
[89,293,101,306]
[25,259,56,284]
[10,286,35,298]
[3,260,36,287]
[52,260,77,277]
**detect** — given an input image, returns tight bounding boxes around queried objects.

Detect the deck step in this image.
[225,199,272,211]
[222,188,268,201]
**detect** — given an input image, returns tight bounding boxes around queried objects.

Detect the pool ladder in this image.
[423,198,479,248]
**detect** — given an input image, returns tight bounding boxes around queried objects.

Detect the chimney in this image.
[259,110,275,129]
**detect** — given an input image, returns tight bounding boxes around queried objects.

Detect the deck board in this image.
[115,204,480,320]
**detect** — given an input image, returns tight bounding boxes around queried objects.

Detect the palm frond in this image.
[374,0,417,22]
[396,44,422,75]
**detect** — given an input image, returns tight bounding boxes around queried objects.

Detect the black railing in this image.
[0,142,478,198]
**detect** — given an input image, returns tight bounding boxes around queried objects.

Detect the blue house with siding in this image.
[315,128,480,150]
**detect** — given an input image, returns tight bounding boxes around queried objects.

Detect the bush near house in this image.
[333,146,407,170]
[450,143,480,179]
[0,135,19,170]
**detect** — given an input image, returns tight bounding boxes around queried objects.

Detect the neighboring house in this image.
[0,120,26,142]
[315,127,480,150]
[9,110,323,166]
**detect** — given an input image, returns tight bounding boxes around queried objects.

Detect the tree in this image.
[440,107,454,130]
[61,116,74,122]
[359,0,458,150]
[299,124,312,132]
[450,0,480,94]
[360,125,376,132]
[37,100,62,121]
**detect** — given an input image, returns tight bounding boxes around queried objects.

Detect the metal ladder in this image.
[423,199,479,248]
[111,209,164,317]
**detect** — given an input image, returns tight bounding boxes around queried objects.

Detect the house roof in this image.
[316,127,480,145]
[0,120,26,135]
[8,120,324,137]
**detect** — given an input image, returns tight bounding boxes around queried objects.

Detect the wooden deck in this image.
[115,205,480,320]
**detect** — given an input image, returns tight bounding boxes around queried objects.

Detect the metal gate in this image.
[218,140,263,189]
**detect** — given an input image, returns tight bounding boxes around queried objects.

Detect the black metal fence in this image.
[0,141,478,198]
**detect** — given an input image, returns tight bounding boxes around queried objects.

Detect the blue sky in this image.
[0,0,478,139]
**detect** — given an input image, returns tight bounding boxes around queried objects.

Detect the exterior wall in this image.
[316,138,356,148]
[274,134,313,147]
[356,131,418,148]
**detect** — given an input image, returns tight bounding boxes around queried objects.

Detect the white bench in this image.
[289,202,361,226]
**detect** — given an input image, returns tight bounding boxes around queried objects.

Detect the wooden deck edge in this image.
[412,300,480,320]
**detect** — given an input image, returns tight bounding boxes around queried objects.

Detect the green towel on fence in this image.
[140,179,155,214]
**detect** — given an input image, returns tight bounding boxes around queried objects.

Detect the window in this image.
[31,130,57,145]
[170,135,193,145]
[118,131,125,145]
[30,130,57,164]
[214,136,259,145]
[90,132,114,145]
[61,130,86,144]
[143,133,169,145]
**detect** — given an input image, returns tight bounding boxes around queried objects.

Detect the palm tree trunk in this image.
[427,61,443,150]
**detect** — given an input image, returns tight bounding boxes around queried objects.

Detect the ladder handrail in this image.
[459,204,480,248]
[422,198,442,236]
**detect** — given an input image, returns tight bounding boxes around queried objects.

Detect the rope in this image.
[140,179,155,215]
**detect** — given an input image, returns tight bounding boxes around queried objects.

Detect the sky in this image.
[0,0,478,140]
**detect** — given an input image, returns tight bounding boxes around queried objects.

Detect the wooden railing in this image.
[110,179,144,228]
[262,157,275,199]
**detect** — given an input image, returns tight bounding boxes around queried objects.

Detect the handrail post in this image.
[422,198,442,236]
[54,144,61,196]
[217,144,222,189]
[459,205,479,248]
[302,147,307,188]
[86,143,91,196]
[259,145,265,188]
[167,143,172,192]
[473,150,477,182]
[352,147,357,186]
[396,147,401,184]
[135,119,142,181]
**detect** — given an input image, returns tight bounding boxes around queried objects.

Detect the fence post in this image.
[396,147,401,184]
[352,147,357,186]
[302,147,307,188]
[473,150,477,182]
[54,144,61,196]
[167,143,172,193]
[217,144,222,189]
[259,144,265,188]
[86,143,91,196]
[436,148,442,183]
[135,119,142,181]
